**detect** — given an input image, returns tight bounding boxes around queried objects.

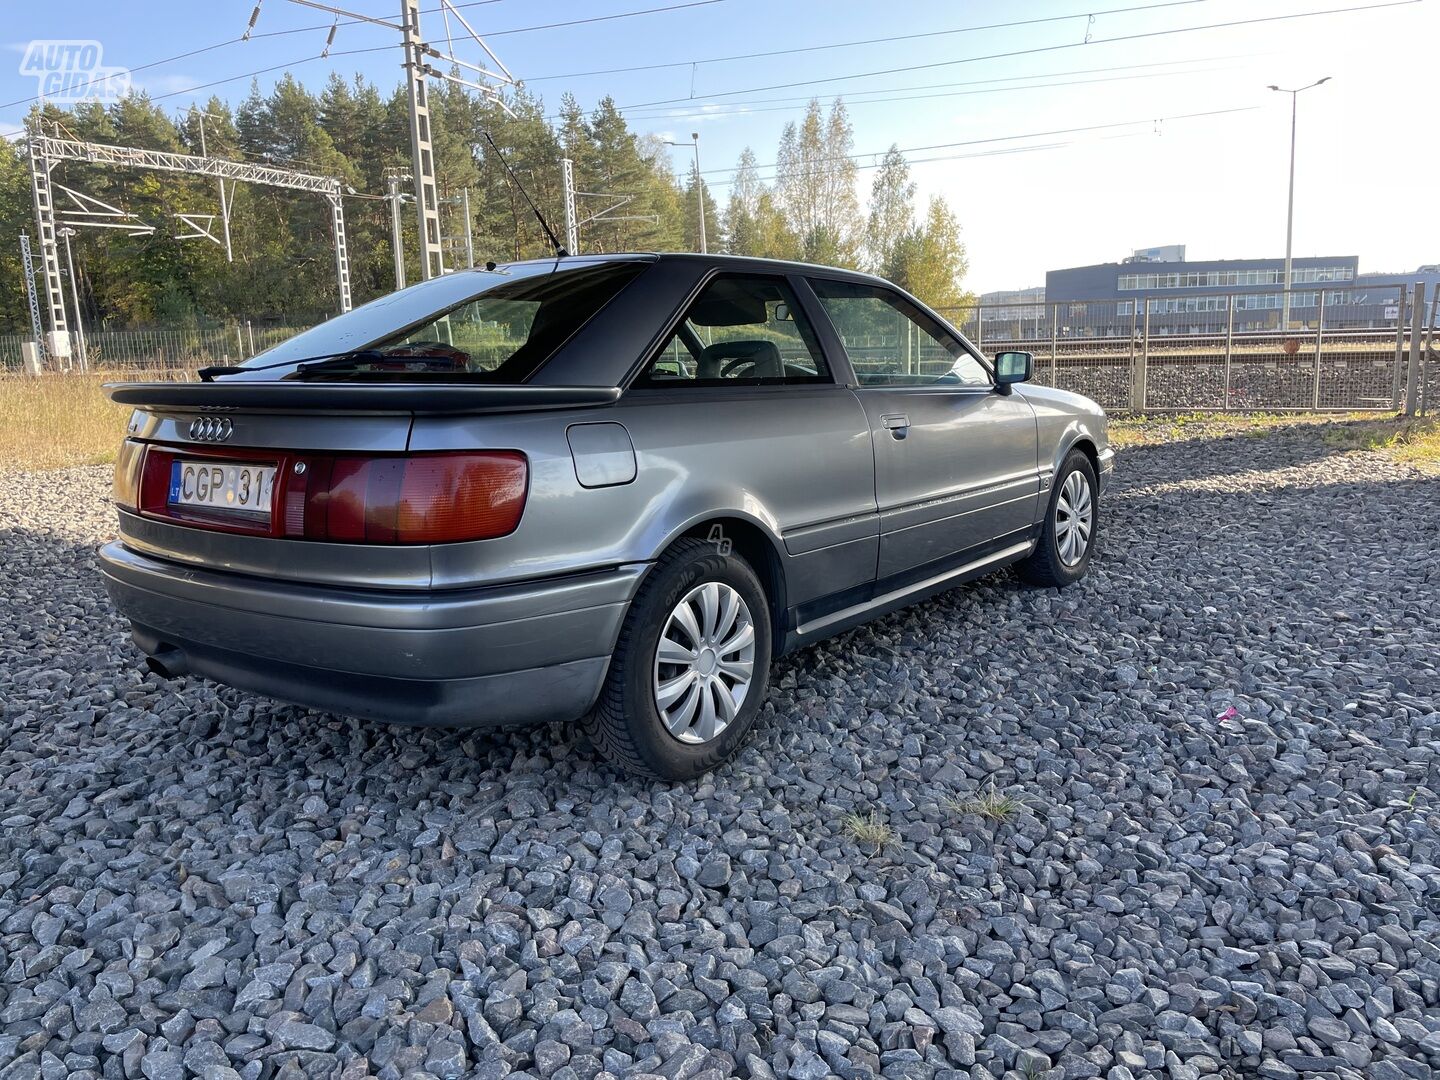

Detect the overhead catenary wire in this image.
[480,0,727,37]
[0,0,503,110]
[0,0,726,114]
[615,0,1421,111]
[695,105,1260,187]
[540,50,1253,121]
[522,0,1216,83]
[0,38,247,111]
[704,130,1159,189]
[630,62,1243,125]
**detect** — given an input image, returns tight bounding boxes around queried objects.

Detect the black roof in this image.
[495,250,893,287]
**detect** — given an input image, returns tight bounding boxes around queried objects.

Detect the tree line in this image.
[0,81,972,333]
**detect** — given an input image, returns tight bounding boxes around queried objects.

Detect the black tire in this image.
[585,536,772,780]
[1018,449,1098,588]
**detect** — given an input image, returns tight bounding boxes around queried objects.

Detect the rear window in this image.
[242,261,644,382]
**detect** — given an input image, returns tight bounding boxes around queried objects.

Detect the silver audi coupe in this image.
[101,253,1113,778]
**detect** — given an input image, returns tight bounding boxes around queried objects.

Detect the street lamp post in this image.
[667,133,706,253]
[1268,77,1330,330]
[58,226,88,372]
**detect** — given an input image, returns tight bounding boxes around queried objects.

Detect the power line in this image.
[545,54,1242,121]
[0,0,724,114]
[618,0,1421,111]
[232,0,507,42]
[706,131,1156,189]
[694,105,1260,185]
[121,46,393,107]
[0,1,508,110]
[629,62,1239,123]
[523,0,1214,83]
[263,0,730,39]
[482,0,728,37]
[0,38,246,111]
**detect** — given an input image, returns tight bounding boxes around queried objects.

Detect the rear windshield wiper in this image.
[197,349,384,382]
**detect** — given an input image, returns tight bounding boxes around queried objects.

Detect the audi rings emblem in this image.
[188,416,234,442]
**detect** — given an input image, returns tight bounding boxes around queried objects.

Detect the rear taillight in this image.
[134,446,527,544]
[297,452,527,543]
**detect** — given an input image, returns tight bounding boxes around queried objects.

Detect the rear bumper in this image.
[98,541,644,727]
[1097,445,1116,490]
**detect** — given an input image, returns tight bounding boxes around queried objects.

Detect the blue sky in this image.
[3,0,1435,291]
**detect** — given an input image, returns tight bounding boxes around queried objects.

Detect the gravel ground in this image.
[2,426,1439,1080]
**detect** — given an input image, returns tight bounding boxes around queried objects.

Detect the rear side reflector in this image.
[112,439,145,511]
[133,444,527,544]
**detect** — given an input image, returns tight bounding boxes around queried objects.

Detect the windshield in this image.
[241,260,644,381]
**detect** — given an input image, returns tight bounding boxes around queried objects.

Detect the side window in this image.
[809,279,991,388]
[637,275,831,387]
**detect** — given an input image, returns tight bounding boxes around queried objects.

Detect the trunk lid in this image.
[107,382,618,589]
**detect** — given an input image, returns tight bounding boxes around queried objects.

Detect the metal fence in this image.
[942,283,1439,414]
[0,322,316,373]
[4,285,1437,415]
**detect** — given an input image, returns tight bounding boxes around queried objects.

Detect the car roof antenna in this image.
[481,131,567,259]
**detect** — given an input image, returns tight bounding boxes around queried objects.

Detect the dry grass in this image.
[1109,411,1440,472]
[1319,417,1440,473]
[840,812,894,851]
[0,373,134,471]
[947,783,1030,824]
[0,369,192,471]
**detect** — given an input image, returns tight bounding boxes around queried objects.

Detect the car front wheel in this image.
[1019,448,1098,587]
[586,536,772,779]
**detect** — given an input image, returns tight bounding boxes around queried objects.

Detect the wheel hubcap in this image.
[1055,470,1093,567]
[654,581,755,744]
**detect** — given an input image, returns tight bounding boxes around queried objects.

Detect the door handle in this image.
[881,414,910,439]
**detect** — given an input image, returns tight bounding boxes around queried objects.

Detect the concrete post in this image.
[1405,282,1426,415]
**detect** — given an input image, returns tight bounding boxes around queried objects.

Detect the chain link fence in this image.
[942,284,1438,415]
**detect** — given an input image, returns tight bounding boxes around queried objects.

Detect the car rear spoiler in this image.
[103,381,622,415]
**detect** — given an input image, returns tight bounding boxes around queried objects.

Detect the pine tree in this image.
[680,160,720,253]
[723,147,762,255]
[0,82,973,335]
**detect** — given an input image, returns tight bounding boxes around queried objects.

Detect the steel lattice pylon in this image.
[27,142,68,339]
[18,233,47,366]
[25,132,354,362]
[402,0,444,281]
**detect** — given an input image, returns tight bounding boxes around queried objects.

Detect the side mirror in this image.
[994,350,1032,390]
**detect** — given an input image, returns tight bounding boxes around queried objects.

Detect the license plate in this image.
[168,460,276,518]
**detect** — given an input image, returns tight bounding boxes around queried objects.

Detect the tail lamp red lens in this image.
[132,444,527,544]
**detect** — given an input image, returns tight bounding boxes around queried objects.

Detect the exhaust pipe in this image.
[145,645,190,679]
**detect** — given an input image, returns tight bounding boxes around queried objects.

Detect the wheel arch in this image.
[654,511,789,646]
[1052,421,1102,480]
[1065,434,1099,477]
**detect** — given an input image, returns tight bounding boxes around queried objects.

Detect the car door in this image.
[808,277,1040,581]
[611,272,879,613]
